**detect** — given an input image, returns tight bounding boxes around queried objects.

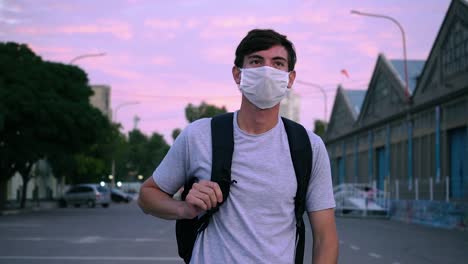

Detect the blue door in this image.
[337,157,345,185]
[376,148,386,190]
[449,127,467,199]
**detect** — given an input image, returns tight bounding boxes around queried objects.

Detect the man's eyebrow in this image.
[272,56,287,62]
[246,54,264,60]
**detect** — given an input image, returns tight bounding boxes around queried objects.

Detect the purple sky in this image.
[1,0,450,143]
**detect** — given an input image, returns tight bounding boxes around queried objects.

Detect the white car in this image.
[61,184,111,208]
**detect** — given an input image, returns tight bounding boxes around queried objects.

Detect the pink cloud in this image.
[29,45,74,55]
[144,19,181,30]
[15,26,46,35]
[0,18,20,25]
[199,28,246,40]
[60,20,132,40]
[143,31,177,41]
[101,67,143,80]
[150,56,175,66]
[185,80,238,96]
[201,45,236,65]
[0,2,23,13]
[209,15,292,29]
[15,20,132,40]
[355,41,380,58]
[295,12,330,25]
[186,19,201,29]
[79,55,145,81]
[210,16,257,28]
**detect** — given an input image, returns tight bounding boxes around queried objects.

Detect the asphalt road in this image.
[0,202,466,264]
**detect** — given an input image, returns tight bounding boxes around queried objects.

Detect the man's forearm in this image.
[312,236,339,264]
[138,185,184,220]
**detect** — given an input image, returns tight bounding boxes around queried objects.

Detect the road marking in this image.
[0,223,41,228]
[350,245,360,251]
[74,236,102,244]
[14,237,45,241]
[135,238,167,242]
[0,256,181,261]
[392,262,401,264]
[6,237,169,243]
[339,240,345,245]
[368,252,382,259]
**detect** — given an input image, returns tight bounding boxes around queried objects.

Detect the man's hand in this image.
[181,180,223,219]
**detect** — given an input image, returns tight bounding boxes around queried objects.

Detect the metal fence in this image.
[382,177,452,202]
[334,183,390,217]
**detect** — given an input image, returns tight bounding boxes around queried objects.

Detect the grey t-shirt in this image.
[153,111,335,264]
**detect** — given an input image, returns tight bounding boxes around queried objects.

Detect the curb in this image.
[0,202,59,216]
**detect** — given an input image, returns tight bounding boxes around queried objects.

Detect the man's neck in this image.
[237,98,280,135]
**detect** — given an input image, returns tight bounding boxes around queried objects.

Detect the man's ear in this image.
[232,66,241,85]
[287,70,296,88]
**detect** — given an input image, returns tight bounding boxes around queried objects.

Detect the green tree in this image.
[185,101,227,123]
[116,130,169,182]
[124,129,148,181]
[172,128,181,141]
[313,120,328,139]
[0,42,112,208]
[71,122,121,185]
[145,132,170,177]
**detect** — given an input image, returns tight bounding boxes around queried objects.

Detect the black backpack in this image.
[176,112,312,264]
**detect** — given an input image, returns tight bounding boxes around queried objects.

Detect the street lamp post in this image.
[295,80,328,122]
[350,10,410,100]
[111,101,140,187]
[69,52,106,64]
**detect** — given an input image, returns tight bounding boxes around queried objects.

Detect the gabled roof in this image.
[388,60,425,94]
[413,0,468,97]
[356,53,411,126]
[325,85,367,141]
[343,89,366,119]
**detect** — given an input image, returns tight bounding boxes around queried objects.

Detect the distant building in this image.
[90,85,111,119]
[280,89,300,122]
[325,0,468,229]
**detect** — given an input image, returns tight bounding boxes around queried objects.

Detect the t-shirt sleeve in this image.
[152,126,190,195]
[305,133,336,212]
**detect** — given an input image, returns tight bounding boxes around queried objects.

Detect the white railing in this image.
[334,183,390,217]
[388,177,451,202]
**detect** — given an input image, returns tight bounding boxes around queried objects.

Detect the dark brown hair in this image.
[234,29,297,71]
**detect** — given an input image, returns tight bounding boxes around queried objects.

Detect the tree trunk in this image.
[0,164,16,210]
[20,176,30,209]
[19,164,33,209]
[0,178,7,210]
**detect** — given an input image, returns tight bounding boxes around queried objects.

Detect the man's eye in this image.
[275,61,285,67]
[250,59,260,65]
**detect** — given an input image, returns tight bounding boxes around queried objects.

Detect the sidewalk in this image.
[0,200,59,216]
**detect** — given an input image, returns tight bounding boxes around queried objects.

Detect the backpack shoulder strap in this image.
[175,113,235,264]
[210,112,235,201]
[281,117,312,264]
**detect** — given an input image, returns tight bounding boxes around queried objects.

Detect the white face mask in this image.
[239,66,290,109]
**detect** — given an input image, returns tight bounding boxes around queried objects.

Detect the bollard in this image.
[415,178,419,200]
[445,176,450,202]
[395,180,399,200]
[429,177,433,201]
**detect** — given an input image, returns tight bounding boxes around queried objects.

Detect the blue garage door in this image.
[449,127,467,199]
[337,157,345,185]
[376,147,386,191]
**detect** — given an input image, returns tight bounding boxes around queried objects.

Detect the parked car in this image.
[60,184,111,208]
[111,188,133,203]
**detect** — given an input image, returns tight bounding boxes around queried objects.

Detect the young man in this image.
[138,29,338,264]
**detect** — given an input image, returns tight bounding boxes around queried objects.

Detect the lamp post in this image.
[110,101,140,187]
[295,80,328,122]
[350,10,410,100]
[69,52,106,64]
